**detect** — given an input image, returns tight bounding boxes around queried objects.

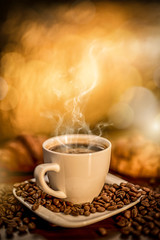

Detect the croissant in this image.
[111,133,160,178]
[0,134,47,174]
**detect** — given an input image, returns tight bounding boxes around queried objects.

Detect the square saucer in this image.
[13,173,141,228]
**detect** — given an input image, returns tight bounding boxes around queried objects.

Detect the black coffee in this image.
[49,143,105,154]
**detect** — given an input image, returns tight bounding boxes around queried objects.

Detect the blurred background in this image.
[0,0,160,179]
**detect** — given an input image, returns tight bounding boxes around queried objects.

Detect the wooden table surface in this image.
[0,171,157,240]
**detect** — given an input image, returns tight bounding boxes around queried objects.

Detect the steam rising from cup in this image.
[0,1,160,140]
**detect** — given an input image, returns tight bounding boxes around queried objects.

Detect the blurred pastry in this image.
[0,134,47,173]
[111,133,160,178]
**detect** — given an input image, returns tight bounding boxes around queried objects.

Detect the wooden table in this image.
[0,171,157,240]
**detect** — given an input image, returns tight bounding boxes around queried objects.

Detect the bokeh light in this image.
[153,67,160,88]
[0,77,8,101]
[0,1,160,140]
[121,87,159,129]
[0,85,19,111]
[108,103,134,129]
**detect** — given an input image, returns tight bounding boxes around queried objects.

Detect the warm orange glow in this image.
[0,1,159,140]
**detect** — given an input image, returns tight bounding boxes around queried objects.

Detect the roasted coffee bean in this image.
[13,217,21,224]
[154,220,160,227]
[110,187,116,193]
[131,187,139,193]
[71,211,79,216]
[129,191,137,197]
[16,190,22,196]
[146,222,155,229]
[104,203,110,208]
[107,205,117,211]
[143,215,153,221]
[151,227,159,236]
[28,222,36,231]
[98,227,108,236]
[115,198,121,202]
[132,206,138,218]
[7,215,14,220]
[16,212,23,218]
[140,191,147,195]
[132,221,142,230]
[121,226,132,235]
[113,183,119,189]
[117,204,124,209]
[123,199,130,205]
[143,227,150,235]
[126,183,133,188]
[84,205,90,211]
[79,209,84,215]
[110,201,116,206]
[142,187,151,192]
[13,183,21,188]
[134,185,140,190]
[84,211,90,216]
[8,221,18,229]
[53,207,60,213]
[124,210,131,219]
[141,200,150,207]
[32,201,40,211]
[24,184,29,191]
[23,217,30,224]
[64,209,71,215]
[121,187,130,192]
[132,229,141,236]
[120,182,127,187]
[90,207,96,213]
[28,188,34,193]
[117,201,124,206]
[135,216,146,224]
[53,199,59,206]
[104,184,109,190]
[139,205,145,211]
[97,207,105,212]
[117,218,128,227]
[155,193,160,198]
[18,225,28,233]
[141,210,148,215]
[101,195,111,202]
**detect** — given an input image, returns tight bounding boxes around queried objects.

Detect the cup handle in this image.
[34,163,66,199]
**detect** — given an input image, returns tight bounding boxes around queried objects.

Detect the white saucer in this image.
[13,173,141,228]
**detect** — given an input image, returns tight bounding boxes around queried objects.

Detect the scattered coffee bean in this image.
[0,184,47,238]
[115,184,160,239]
[124,210,131,219]
[28,222,36,231]
[23,217,30,224]
[121,226,132,235]
[98,227,108,236]
[1,179,159,239]
[18,225,28,233]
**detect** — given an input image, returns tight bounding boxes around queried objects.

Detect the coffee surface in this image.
[49,143,105,154]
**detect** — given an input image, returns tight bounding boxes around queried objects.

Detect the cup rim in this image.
[42,134,111,156]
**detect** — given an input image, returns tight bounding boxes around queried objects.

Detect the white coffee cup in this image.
[34,134,111,204]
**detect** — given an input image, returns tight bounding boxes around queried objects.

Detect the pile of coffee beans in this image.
[0,184,39,238]
[114,186,160,238]
[14,180,142,216]
[0,181,159,239]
